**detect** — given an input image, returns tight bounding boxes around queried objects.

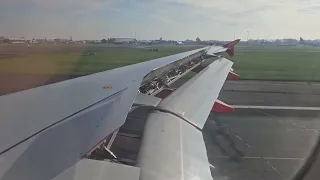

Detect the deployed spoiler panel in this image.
[141,48,208,85]
[158,58,233,129]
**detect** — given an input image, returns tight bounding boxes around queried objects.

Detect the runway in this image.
[205,109,319,180]
[220,80,320,107]
[232,105,320,111]
[204,80,320,180]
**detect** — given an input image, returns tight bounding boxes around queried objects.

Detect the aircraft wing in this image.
[0,39,240,180]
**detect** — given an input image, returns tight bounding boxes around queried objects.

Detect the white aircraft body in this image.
[176,41,184,45]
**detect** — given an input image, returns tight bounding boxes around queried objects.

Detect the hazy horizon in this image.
[1,36,320,42]
[1,0,320,41]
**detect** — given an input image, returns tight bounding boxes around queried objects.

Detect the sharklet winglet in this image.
[227,71,241,80]
[212,99,234,113]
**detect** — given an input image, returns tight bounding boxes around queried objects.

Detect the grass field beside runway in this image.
[0,44,202,95]
[1,44,320,81]
[72,46,200,75]
[230,46,320,81]
[0,44,199,75]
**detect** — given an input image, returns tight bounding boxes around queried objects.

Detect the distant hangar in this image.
[113,38,136,44]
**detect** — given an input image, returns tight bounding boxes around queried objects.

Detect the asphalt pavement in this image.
[205,109,319,180]
[203,80,320,180]
[220,81,320,106]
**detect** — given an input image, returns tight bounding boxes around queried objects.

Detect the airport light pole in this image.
[247,30,250,46]
[137,30,141,41]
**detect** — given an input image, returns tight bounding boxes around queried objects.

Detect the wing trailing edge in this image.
[52,159,140,180]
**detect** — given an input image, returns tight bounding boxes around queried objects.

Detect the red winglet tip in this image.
[227,71,241,80]
[226,48,235,56]
[223,39,241,48]
[212,100,234,113]
[223,39,240,56]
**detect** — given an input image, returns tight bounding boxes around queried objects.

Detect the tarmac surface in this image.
[204,80,320,180]
[205,109,319,180]
[220,80,320,106]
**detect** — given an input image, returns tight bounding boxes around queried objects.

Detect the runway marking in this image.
[232,105,320,110]
[255,109,319,133]
[260,156,282,177]
[212,119,252,148]
[285,128,319,131]
[227,128,251,148]
[255,109,286,126]
[255,109,276,117]
[217,156,304,160]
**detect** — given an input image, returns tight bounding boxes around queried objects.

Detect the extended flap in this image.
[134,93,162,107]
[52,159,140,180]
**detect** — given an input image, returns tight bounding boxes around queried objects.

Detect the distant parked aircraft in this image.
[300,37,305,44]
[196,37,216,46]
[176,41,184,45]
[148,37,164,45]
[300,37,320,47]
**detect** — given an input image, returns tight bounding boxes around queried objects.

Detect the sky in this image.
[1,0,320,40]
